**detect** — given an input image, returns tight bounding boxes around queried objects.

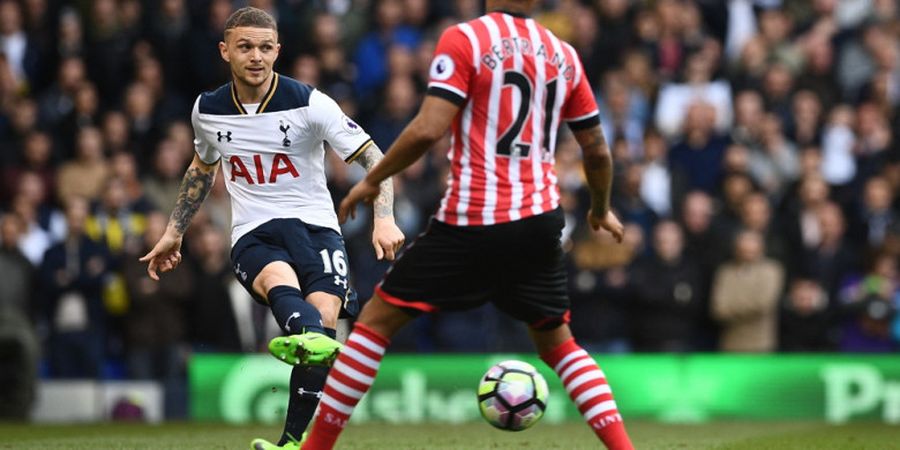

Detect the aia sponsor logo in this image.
[228,154,299,184]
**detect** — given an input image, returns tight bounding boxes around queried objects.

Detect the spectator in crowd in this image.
[109,152,155,215]
[668,102,730,198]
[122,212,193,417]
[1,97,39,162]
[569,223,645,353]
[58,82,100,147]
[779,278,836,352]
[850,176,897,252]
[9,191,52,266]
[730,90,765,149]
[628,220,705,352]
[820,105,857,194]
[0,130,56,207]
[613,164,657,239]
[786,90,823,149]
[639,128,671,217]
[748,113,800,200]
[679,190,720,281]
[142,139,187,214]
[800,202,860,299]
[598,71,648,157]
[367,75,418,149]
[711,230,785,352]
[101,110,132,155]
[739,192,789,265]
[353,0,420,104]
[0,212,38,419]
[185,225,243,353]
[38,197,111,378]
[655,52,733,139]
[12,169,64,241]
[0,0,37,91]
[56,126,108,206]
[837,252,900,352]
[37,56,86,134]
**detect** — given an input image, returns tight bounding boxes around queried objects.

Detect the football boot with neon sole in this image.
[268,332,342,366]
[250,433,306,450]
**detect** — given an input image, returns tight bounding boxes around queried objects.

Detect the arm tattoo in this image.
[576,126,613,215]
[356,144,395,219]
[170,165,217,234]
[581,126,610,169]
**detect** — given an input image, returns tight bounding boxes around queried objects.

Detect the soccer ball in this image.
[477,360,549,431]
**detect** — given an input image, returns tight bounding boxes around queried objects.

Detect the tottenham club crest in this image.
[279,120,291,147]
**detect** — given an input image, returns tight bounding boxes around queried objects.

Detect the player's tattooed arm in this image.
[355,144,395,219]
[170,156,219,234]
[573,125,613,215]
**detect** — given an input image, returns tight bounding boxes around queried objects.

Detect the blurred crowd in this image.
[1,0,900,418]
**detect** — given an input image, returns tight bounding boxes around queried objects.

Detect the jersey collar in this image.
[230,72,280,115]
[491,9,530,18]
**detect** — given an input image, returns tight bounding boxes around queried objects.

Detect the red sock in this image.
[540,338,634,450]
[302,323,389,450]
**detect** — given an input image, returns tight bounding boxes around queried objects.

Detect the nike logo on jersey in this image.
[217,130,232,142]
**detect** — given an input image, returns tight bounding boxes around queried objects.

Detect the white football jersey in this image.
[191,73,373,246]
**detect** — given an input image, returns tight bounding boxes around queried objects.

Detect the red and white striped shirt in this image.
[427,10,600,226]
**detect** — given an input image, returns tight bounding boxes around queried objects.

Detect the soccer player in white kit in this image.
[138,7,404,450]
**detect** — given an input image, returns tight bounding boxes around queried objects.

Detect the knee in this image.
[252,262,298,298]
[306,293,341,328]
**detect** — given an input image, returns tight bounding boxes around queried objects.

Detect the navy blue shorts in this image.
[230,218,359,318]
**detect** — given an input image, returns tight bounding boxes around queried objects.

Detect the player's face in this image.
[219,27,280,88]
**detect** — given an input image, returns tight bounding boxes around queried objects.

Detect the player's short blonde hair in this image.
[224,7,277,34]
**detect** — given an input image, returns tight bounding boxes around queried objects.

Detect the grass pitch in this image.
[1,421,897,449]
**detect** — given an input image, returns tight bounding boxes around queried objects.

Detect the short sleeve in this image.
[426,25,476,106]
[309,89,374,164]
[191,96,221,164]
[561,48,600,131]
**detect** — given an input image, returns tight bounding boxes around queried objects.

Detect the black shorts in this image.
[230,218,359,318]
[376,208,570,330]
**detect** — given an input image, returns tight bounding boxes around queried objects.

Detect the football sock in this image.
[278,327,337,445]
[302,323,389,450]
[540,338,634,450]
[268,285,325,334]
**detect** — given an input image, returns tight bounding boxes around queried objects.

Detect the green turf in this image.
[0,421,897,449]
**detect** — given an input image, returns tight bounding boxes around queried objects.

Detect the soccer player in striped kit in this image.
[302,1,634,449]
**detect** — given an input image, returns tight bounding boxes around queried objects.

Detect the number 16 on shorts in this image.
[320,249,348,289]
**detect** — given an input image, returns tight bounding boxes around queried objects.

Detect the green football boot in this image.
[268,332,342,366]
[249,432,306,450]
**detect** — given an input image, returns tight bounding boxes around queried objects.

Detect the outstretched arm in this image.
[338,95,460,223]
[572,124,623,242]
[354,144,405,260]
[140,154,219,279]
[354,144,395,221]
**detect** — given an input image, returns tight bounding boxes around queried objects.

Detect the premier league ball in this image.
[477,360,549,431]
